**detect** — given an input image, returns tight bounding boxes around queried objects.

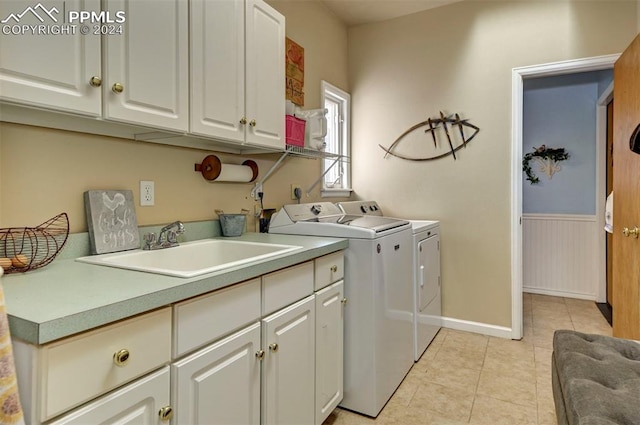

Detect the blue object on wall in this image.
[522,70,612,215]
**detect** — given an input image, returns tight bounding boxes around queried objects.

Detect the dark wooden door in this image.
[612,33,640,339]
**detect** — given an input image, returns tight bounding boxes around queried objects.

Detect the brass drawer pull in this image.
[113,349,130,366]
[112,82,124,93]
[249,119,256,127]
[341,298,348,305]
[240,117,247,125]
[158,406,174,421]
[330,265,338,273]
[269,343,279,352]
[89,76,102,87]
[255,349,265,360]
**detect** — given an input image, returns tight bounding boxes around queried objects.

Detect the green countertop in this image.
[2,232,348,345]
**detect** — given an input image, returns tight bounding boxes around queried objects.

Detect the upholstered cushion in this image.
[552,330,640,425]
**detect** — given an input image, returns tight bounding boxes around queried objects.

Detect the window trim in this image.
[320,80,351,197]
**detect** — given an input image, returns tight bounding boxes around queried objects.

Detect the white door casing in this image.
[511,54,620,339]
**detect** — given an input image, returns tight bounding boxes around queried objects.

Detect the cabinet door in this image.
[263,295,315,425]
[103,0,188,131]
[172,323,261,425]
[244,0,285,149]
[0,0,101,116]
[315,281,344,425]
[190,0,245,142]
[48,366,170,425]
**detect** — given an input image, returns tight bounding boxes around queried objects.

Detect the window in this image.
[321,81,351,197]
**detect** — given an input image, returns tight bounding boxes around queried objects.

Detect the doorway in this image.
[510,54,619,340]
[596,92,615,326]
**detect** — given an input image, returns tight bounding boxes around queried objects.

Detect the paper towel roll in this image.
[195,155,258,183]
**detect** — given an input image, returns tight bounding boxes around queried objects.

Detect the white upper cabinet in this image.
[191,0,285,149]
[0,0,102,116]
[0,0,188,132]
[1,0,283,150]
[244,0,285,149]
[103,0,189,132]
[190,0,245,142]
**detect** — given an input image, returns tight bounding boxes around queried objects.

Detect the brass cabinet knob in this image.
[112,82,124,93]
[623,227,639,238]
[249,119,256,127]
[269,343,279,352]
[240,117,247,125]
[89,76,102,87]
[330,265,338,273]
[341,298,348,305]
[113,349,130,366]
[255,349,265,360]
[158,406,174,421]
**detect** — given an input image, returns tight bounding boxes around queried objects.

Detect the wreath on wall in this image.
[522,145,570,184]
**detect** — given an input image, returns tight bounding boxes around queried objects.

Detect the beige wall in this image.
[0,0,348,233]
[348,1,638,328]
[268,0,349,105]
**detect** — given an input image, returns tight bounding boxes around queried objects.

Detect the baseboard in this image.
[524,287,596,301]
[441,316,513,339]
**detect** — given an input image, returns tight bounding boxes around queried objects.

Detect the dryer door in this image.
[418,235,440,312]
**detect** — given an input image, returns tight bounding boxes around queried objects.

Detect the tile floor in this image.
[323,293,613,425]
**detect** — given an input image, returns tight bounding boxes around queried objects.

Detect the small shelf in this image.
[250,145,349,200]
[284,145,348,161]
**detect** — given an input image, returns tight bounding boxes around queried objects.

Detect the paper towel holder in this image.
[195,155,259,183]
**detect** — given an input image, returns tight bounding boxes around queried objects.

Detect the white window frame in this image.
[320,80,352,197]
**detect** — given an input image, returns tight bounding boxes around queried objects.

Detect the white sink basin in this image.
[76,239,302,278]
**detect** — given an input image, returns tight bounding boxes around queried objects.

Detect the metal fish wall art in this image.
[379,112,480,161]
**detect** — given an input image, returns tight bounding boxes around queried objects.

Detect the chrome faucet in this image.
[143,221,185,250]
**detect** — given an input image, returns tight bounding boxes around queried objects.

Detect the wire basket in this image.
[0,213,70,274]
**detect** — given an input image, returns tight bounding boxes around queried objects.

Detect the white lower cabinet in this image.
[14,254,345,425]
[13,307,172,424]
[172,322,261,425]
[48,366,171,425]
[262,295,316,425]
[315,281,345,425]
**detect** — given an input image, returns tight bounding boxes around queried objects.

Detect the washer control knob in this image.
[311,204,323,215]
[360,206,367,213]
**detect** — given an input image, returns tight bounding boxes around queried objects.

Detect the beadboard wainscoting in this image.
[523,214,598,300]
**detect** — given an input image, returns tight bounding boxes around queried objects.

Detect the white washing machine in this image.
[337,201,442,361]
[269,202,414,417]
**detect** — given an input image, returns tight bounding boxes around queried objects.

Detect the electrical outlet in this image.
[140,181,155,206]
[291,184,302,200]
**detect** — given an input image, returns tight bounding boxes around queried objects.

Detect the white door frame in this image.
[510,54,619,340]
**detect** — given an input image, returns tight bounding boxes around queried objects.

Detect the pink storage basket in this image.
[286,115,306,147]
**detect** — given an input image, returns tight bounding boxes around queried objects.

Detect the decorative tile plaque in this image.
[84,190,140,254]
